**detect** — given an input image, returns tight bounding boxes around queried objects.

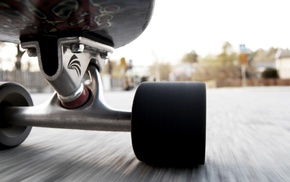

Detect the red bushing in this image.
[61,86,90,109]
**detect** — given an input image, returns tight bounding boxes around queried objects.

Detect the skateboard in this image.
[0,0,206,167]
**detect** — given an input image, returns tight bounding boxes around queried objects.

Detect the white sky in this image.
[1,0,290,69]
[111,0,290,66]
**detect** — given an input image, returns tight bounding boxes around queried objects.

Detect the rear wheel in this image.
[0,82,33,149]
[131,82,206,167]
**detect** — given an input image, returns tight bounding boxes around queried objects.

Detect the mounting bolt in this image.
[100,52,108,59]
[27,48,37,57]
[71,44,85,53]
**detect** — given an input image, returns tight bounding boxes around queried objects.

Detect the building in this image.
[275,49,290,79]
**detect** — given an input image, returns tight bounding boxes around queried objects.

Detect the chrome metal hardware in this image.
[2,65,131,131]
[22,37,114,106]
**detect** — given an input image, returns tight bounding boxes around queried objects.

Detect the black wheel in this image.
[0,82,33,149]
[131,82,206,167]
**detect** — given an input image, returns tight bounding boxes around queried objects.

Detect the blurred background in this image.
[1,0,290,92]
[1,1,290,181]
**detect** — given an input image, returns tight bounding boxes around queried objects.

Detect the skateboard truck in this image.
[2,64,131,131]
[1,36,206,167]
[22,37,113,109]
[3,36,131,131]
[0,0,205,167]
[1,36,130,131]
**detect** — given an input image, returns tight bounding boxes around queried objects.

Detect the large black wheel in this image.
[0,82,33,149]
[131,82,206,167]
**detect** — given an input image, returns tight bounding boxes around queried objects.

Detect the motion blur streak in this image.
[0,87,290,181]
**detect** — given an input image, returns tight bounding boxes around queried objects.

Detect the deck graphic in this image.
[0,0,154,48]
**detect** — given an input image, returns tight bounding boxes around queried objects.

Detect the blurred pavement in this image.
[1,87,290,181]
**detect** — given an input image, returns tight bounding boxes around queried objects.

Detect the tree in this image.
[190,42,241,82]
[150,62,172,81]
[217,41,238,66]
[252,47,278,62]
[262,68,279,79]
[0,42,5,69]
[15,44,25,70]
[181,50,198,63]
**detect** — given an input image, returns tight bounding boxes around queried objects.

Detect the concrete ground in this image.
[1,87,290,181]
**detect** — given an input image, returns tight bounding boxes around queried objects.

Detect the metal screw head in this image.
[27,48,37,57]
[100,52,108,59]
[71,44,85,53]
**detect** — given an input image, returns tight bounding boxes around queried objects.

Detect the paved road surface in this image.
[1,87,290,181]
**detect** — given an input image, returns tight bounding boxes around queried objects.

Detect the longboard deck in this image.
[0,0,154,48]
